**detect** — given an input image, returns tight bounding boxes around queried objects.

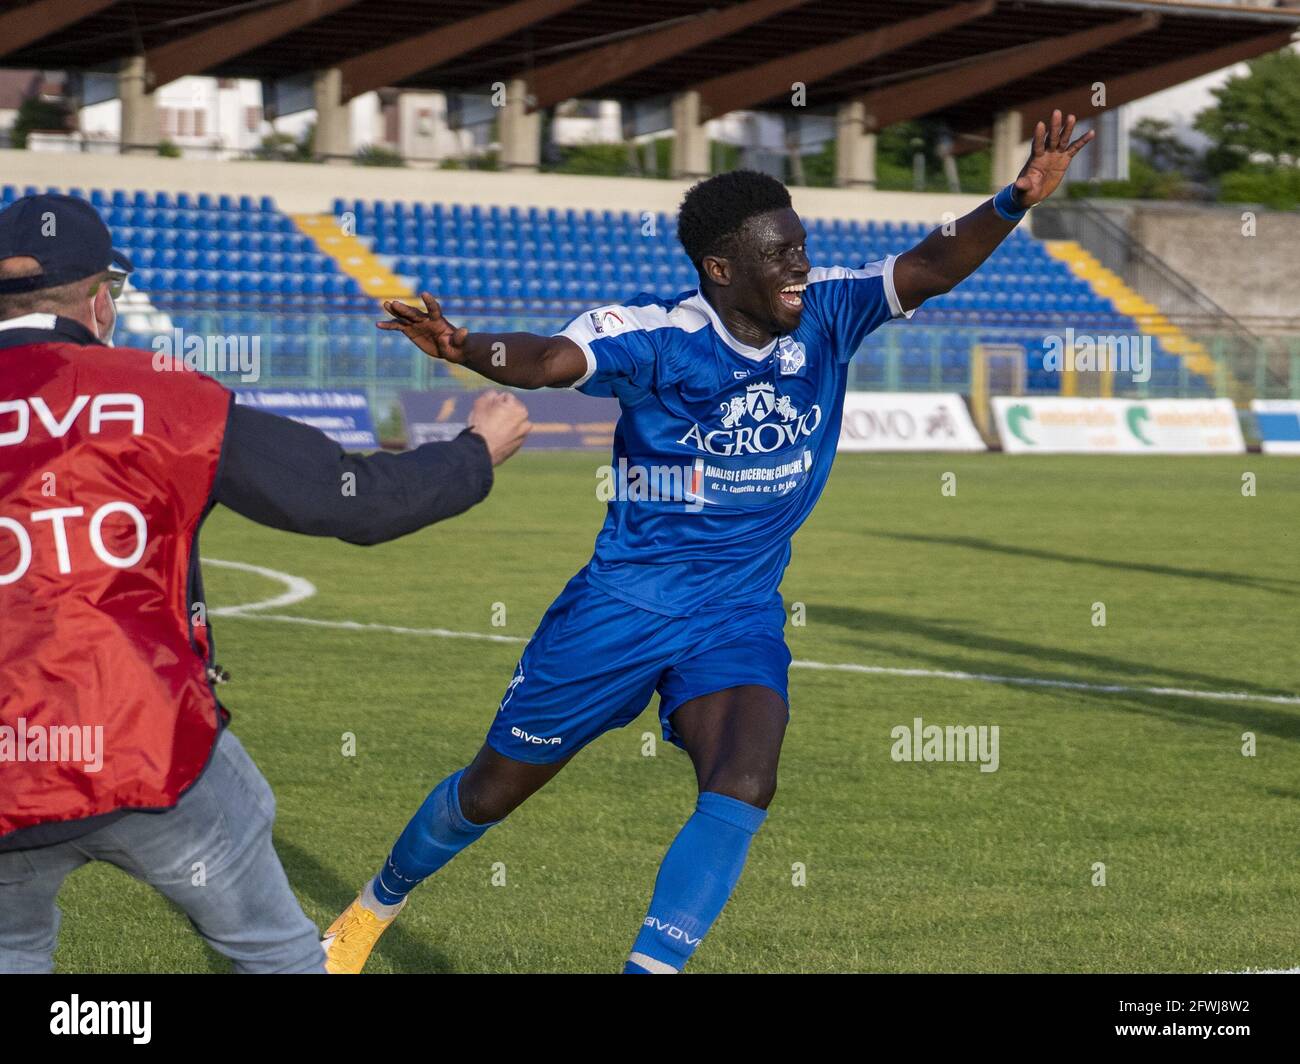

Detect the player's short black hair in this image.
[676,170,792,271]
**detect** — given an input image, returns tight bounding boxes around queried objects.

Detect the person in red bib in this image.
[0,193,530,973]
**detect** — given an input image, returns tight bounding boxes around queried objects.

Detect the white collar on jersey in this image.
[0,313,58,332]
[685,292,777,362]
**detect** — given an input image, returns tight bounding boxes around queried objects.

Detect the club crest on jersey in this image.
[746,381,776,422]
[720,382,778,427]
[778,338,807,375]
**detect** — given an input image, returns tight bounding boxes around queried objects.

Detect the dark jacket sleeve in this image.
[214,403,494,545]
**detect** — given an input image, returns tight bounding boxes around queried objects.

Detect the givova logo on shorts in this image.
[510,726,561,746]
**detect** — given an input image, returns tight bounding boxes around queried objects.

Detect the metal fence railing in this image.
[120,303,1300,418]
[1032,202,1294,400]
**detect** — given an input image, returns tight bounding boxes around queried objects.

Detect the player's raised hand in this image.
[467,391,532,466]
[378,292,469,364]
[1014,109,1095,208]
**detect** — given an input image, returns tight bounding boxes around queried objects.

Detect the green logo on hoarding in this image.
[1006,404,1035,445]
[1126,405,1153,446]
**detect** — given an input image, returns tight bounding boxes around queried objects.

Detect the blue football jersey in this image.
[556,255,914,616]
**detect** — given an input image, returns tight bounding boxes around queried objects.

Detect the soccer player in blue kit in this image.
[324,111,1092,973]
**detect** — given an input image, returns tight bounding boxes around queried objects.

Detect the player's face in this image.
[735,208,809,334]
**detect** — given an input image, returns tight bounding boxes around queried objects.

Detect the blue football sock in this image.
[371,769,496,906]
[624,791,767,974]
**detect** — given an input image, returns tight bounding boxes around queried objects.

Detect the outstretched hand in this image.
[377,292,469,364]
[1015,109,1095,208]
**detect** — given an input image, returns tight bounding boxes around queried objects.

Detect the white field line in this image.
[792,660,1300,707]
[207,559,1300,974]
[226,611,527,644]
[204,559,1300,709]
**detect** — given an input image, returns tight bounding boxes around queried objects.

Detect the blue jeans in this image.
[0,729,325,974]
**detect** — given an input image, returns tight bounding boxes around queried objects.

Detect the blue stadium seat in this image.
[42,184,1203,398]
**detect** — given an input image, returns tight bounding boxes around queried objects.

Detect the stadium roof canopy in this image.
[1,0,1297,141]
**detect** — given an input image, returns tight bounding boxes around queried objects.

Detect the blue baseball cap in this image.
[0,193,133,294]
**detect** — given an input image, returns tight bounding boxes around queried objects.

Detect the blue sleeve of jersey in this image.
[554,303,669,402]
[801,254,915,363]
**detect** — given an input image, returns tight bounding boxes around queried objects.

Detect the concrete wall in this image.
[1125,203,1300,326]
[0,147,986,223]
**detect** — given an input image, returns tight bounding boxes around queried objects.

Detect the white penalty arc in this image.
[201,558,1300,709]
[203,558,318,616]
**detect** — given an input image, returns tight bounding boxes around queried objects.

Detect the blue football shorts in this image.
[486,568,791,764]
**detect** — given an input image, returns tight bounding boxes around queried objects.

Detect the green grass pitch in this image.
[51,452,1300,973]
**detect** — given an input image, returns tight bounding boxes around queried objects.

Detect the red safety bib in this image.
[0,341,231,846]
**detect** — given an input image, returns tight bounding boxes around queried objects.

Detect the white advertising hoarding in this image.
[992,397,1244,454]
[838,392,986,452]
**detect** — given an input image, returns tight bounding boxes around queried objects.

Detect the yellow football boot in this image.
[321,895,404,974]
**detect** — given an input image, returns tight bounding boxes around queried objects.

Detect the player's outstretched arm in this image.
[892,109,1094,313]
[378,292,588,389]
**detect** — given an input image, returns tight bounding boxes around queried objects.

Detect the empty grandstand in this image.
[0,179,1225,407]
[1,0,1296,425]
